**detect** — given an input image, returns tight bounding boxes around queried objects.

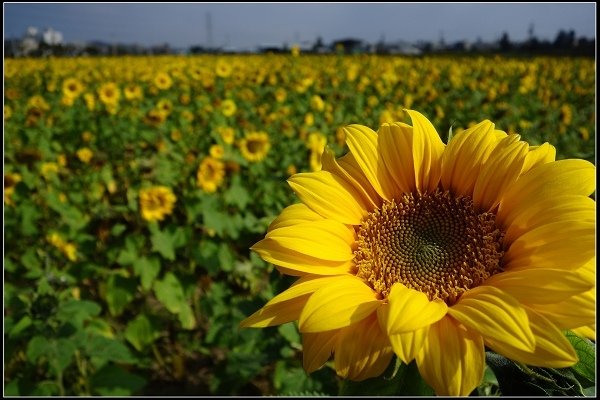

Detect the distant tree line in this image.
[4,29,595,58]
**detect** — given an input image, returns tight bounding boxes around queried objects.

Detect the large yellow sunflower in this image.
[241,110,595,395]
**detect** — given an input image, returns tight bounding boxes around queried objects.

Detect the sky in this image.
[3,3,597,50]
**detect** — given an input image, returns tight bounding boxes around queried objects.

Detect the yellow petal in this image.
[416,315,484,396]
[334,313,394,381]
[251,237,353,276]
[503,220,595,271]
[383,283,447,334]
[240,275,345,328]
[268,203,323,231]
[378,303,429,364]
[472,136,528,212]
[497,159,596,228]
[405,110,445,193]
[288,171,368,225]
[265,220,355,262]
[343,124,393,201]
[482,268,593,304]
[528,288,596,330]
[302,329,340,373]
[440,120,496,196]
[378,122,416,195]
[521,142,556,174]
[448,285,535,352]
[239,294,309,328]
[484,307,578,368]
[322,148,380,210]
[503,195,595,244]
[571,325,595,341]
[299,275,381,332]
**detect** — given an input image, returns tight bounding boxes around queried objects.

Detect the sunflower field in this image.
[3,53,595,396]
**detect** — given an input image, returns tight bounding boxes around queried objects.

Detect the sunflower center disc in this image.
[355,189,505,304]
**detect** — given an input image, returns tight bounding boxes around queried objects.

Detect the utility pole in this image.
[206,12,213,49]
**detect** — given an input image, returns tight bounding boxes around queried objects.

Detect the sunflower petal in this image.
[268,203,323,231]
[251,238,353,276]
[405,110,445,193]
[528,288,596,330]
[240,275,345,327]
[376,303,430,364]
[288,170,369,225]
[303,329,340,373]
[334,314,394,381]
[265,220,354,262]
[322,148,381,210]
[299,275,380,332]
[472,136,528,212]
[384,283,447,334]
[440,120,496,196]
[378,122,415,196]
[571,325,595,341]
[503,195,595,244]
[416,316,484,396]
[497,159,596,228]
[343,124,394,201]
[503,220,595,271]
[482,268,593,304]
[521,142,556,174]
[448,285,535,352]
[484,307,578,368]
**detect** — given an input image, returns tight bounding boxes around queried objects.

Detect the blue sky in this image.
[3,3,596,50]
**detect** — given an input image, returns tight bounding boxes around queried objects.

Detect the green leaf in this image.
[116,235,144,266]
[177,303,197,330]
[224,174,251,209]
[26,335,50,363]
[20,202,40,236]
[124,314,160,351]
[278,322,300,346]
[50,338,77,375]
[86,334,136,365]
[565,330,595,384]
[105,275,137,316]
[91,364,147,396]
[20,248,41,272]
[56,299,102,328]
[150,228,175,260]
[218,243,235,272]
[110,223,127,236]
[132,256,161,291]
[153,272,186,314]
[196,240,220,276]
[9,315,32,338]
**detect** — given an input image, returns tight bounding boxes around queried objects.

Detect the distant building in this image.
[42,27,64,46]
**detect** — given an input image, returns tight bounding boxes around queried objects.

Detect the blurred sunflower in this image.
[98,82,121,107]
[139,186,177,222]
[217,126,236,144]
[124,84,143,101]
[154,72,173,90]
[76,147,94,164]
[4,172,22,206]
[238,131,271,163]
[47,232,78,262]
[215,59,233,78]
[221,99,237,117]
[197,156,225,193]
[241,110,595,395]
[62,77,85,99]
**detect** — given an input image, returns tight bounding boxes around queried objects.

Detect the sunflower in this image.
[241,110,595,395]
[154,72,173,90]
[4,172,22,206]
[138,186,177,222]
[98,82,121,106]
[238,132,271,163]
[215,59,233,78]
[221,99,237,117]
[197,156,225,193]
[124,84,143,101]
[62,77,84,99]
[76,147,94,164]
